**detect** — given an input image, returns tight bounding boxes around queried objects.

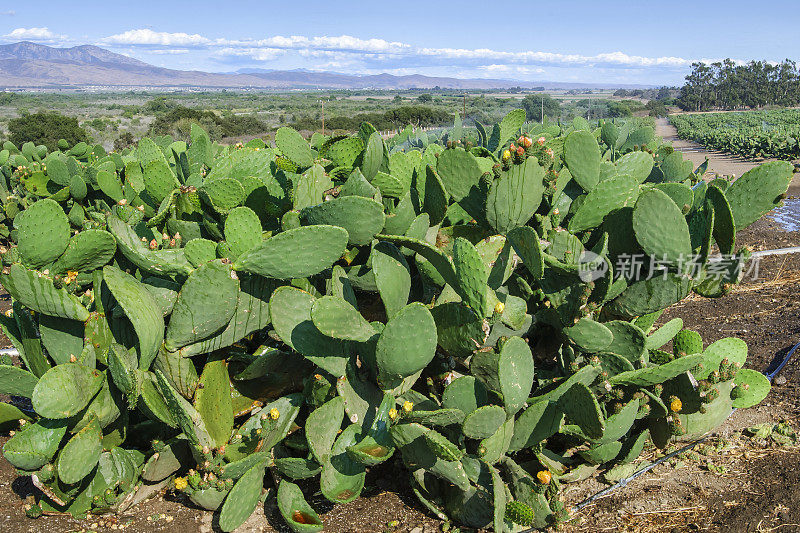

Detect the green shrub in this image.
[8,112,89,151]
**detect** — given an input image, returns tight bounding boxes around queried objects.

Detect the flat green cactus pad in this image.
[375,303,437,388]
[234,225,348,279]
[14,198,70,269]
[564,130,601,191]
[632,188,692,265]
[103,265,165,369]
[277,480,324,533]
[165,260,239,350]
[303,196,385,246]
[32,363,104,419]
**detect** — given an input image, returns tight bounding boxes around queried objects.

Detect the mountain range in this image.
[0,42,639,90]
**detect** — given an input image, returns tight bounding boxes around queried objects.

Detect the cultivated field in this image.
[0,100,797,533]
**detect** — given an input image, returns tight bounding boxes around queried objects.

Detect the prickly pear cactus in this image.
[0,111,788,530]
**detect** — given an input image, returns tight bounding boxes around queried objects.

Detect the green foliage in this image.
[646,100,669,118]
[677,59,800,111]
[671,109,800,160]
[521,93,561,122]
[294,105,452,132]
[8,112,89,151]
[150,106,268,141]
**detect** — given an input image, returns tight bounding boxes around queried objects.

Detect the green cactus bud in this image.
[704,388,720,403]
[36,463,55,483]
[104,488,117,506]
[504,500,535,526]
[188,470,201,489]
[24,502,42,519]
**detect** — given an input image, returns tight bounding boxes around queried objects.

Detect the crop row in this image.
[670,109,800,160]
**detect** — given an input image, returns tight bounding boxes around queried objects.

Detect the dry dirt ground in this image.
[1,143,799,533]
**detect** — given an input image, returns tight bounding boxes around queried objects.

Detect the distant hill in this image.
[0,42,645,90]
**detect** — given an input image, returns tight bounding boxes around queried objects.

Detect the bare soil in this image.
[1,150,799,533]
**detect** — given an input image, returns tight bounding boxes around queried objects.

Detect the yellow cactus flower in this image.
[494,301,505,314]
[388,408,398,420]
[174,477,188,490]
[65,271,78,285]
[269,407,280,420]
[536,470,552,485]
[502,149,511,161]
[402,401,413,413]
[670,398,682,413]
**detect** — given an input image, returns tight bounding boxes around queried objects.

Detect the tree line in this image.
[677,59,800,111]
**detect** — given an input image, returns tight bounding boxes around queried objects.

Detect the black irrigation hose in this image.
[766,341,800,383]
[570,437,710,513]
[517,339,800,531]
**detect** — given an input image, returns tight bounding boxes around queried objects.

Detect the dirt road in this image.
[655,117,765,179]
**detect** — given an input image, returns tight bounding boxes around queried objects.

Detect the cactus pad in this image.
[103,265,165,368]
[486,157,545,234]
[277,480,323,533]
[57,414,102,484]
[165,260,239,350]
[731,369,770,408]
[224,206,262,258]
[276,127,314,168]
[32,363,103,419]
[462,405,506,440]
[632,188,692,265]
[303,196,385,246]
[234,225,348,279]
[14,198,70,269]
[375,303,437,388]
[564,130,601,191]
[725,161,793,229]
[311,296,376,342]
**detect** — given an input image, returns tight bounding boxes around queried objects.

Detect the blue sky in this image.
[2,1,798,85]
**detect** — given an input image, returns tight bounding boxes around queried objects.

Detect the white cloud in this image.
[480,64,546,75]
[104,30,410,55]
[223,34,409,54]
[147,49,192,55]
[3,27,66,42]
[306,35,408,53]
[1,10,15,16]
[214,47,285,61]
[416,47,694,69]
[98,28,740,84]
[222,36,702,71]
[102,29,210,46]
